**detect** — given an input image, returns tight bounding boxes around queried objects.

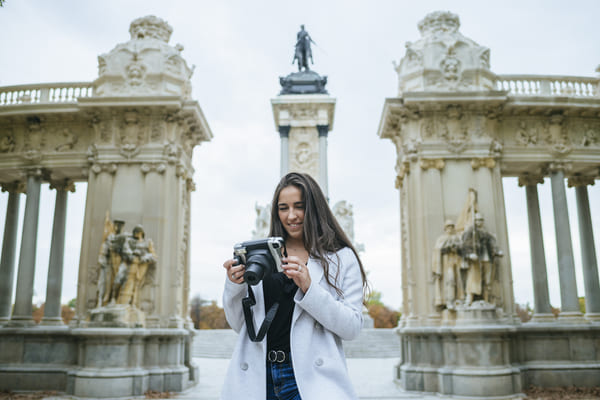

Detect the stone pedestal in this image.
[88,304,146,328]
[0,327,197,397]
[271,94,335,193]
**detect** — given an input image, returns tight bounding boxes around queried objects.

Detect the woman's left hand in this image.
[282,256,311,293]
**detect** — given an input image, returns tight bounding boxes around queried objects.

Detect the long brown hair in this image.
[269,172,369,300]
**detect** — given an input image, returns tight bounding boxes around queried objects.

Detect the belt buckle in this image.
[268,350,286,363]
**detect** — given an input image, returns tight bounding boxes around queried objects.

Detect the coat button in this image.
[315,358,323,366]
[240,362,248,371]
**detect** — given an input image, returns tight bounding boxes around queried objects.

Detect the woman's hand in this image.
[282,256,311,293]
[223,258,245,284]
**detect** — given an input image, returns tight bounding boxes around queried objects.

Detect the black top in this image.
[263,272,298,352]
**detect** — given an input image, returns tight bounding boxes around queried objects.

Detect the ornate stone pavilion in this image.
[378,11,600,398]
[0,16,212,397]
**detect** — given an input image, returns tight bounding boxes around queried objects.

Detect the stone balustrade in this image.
[496,74,599,97]
[0,82,94,106]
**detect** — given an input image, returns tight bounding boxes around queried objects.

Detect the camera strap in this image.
[242,284,279,342]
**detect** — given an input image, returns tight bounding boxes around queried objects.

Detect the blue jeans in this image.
[266,359,301,400]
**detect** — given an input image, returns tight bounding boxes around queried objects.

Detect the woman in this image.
[222,172,368,400]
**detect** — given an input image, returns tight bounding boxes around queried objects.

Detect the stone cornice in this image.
[271,94,336,131]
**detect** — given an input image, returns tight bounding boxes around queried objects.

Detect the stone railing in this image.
[496,75,599,97]
[0,82,94,106]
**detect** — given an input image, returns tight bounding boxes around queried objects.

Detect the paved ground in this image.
[180,357,417,400]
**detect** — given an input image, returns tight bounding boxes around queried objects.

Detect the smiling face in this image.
[277,185,305,244]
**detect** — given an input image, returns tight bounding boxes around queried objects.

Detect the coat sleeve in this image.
[295,247,364,341]
[222,279,247,333]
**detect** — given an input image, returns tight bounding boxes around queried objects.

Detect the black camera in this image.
[233,237,286,286]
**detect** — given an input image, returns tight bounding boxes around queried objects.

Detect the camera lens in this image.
[243,251,275,286]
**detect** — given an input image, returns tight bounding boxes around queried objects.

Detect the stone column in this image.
[41,180,75,325]
[549,163,583,320]
[568,176,600,321]
[0,182,25,323]
[278,125,291,177]
[518,175,554,322]
[317,124,329,198]
[10,170,43,326]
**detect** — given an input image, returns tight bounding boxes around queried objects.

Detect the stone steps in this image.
[192,328,401,358]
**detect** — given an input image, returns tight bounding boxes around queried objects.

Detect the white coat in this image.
[221,247,364,400]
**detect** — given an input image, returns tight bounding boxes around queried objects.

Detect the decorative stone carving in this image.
[516,121,538,145]
[471,157,496,170]
[395,161,410,189]
[140,162,166,175]
[489,139,503,156]
[55,128,78,151]
[395,11,496,94]
[420,158,445,170]
[581,124,599,147]
[90,162,118,175]
[567,175,595,188]
[333,200,364,253]
[163,142,180,163]
[0,131,15,153]
[517,174,544,187]
[0,180,26,194]
[94,15,193,98]
[49,179,76,193]
[252,203,271,239]
[289,128,318,178]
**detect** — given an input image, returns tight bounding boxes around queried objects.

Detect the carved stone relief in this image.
[55,128,78,151]
[581,123,599,147]
[289,128,318,178]
[0,130,15,153]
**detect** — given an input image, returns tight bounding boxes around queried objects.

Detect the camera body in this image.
[233,237,286,286]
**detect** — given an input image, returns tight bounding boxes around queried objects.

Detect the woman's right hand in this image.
[223,258,246,284]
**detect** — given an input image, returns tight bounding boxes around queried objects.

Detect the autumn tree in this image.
[189,295,230,329]
[366,290,400,328]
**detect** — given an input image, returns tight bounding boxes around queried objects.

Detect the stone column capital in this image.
[1,181,26,194]
[278,125,291,138]
[395,161,410,189]
[518,174,544,187]
[317,124,329,137]
[471,157,496,170]
[419,158,445,170]
[548,161,573,173]
[49,179,76,193]
[24,168,44,179]
[567,175,595,188]
[90,162,118,175]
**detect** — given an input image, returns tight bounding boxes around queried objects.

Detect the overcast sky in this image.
[0,0,599,311]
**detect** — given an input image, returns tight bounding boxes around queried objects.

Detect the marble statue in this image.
[252,202,271,239]
[461,213,503,305]
[432,220,465,310]
[117,225,157,307]
[97,216,130,306]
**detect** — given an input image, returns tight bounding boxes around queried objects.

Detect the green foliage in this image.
[366,290,383,307]
[68,298,77,308]
[0,1,5,7]
[579,297,586,314]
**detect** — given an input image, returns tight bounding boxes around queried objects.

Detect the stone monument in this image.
[0,15,212,397]
[378,10,600,398]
